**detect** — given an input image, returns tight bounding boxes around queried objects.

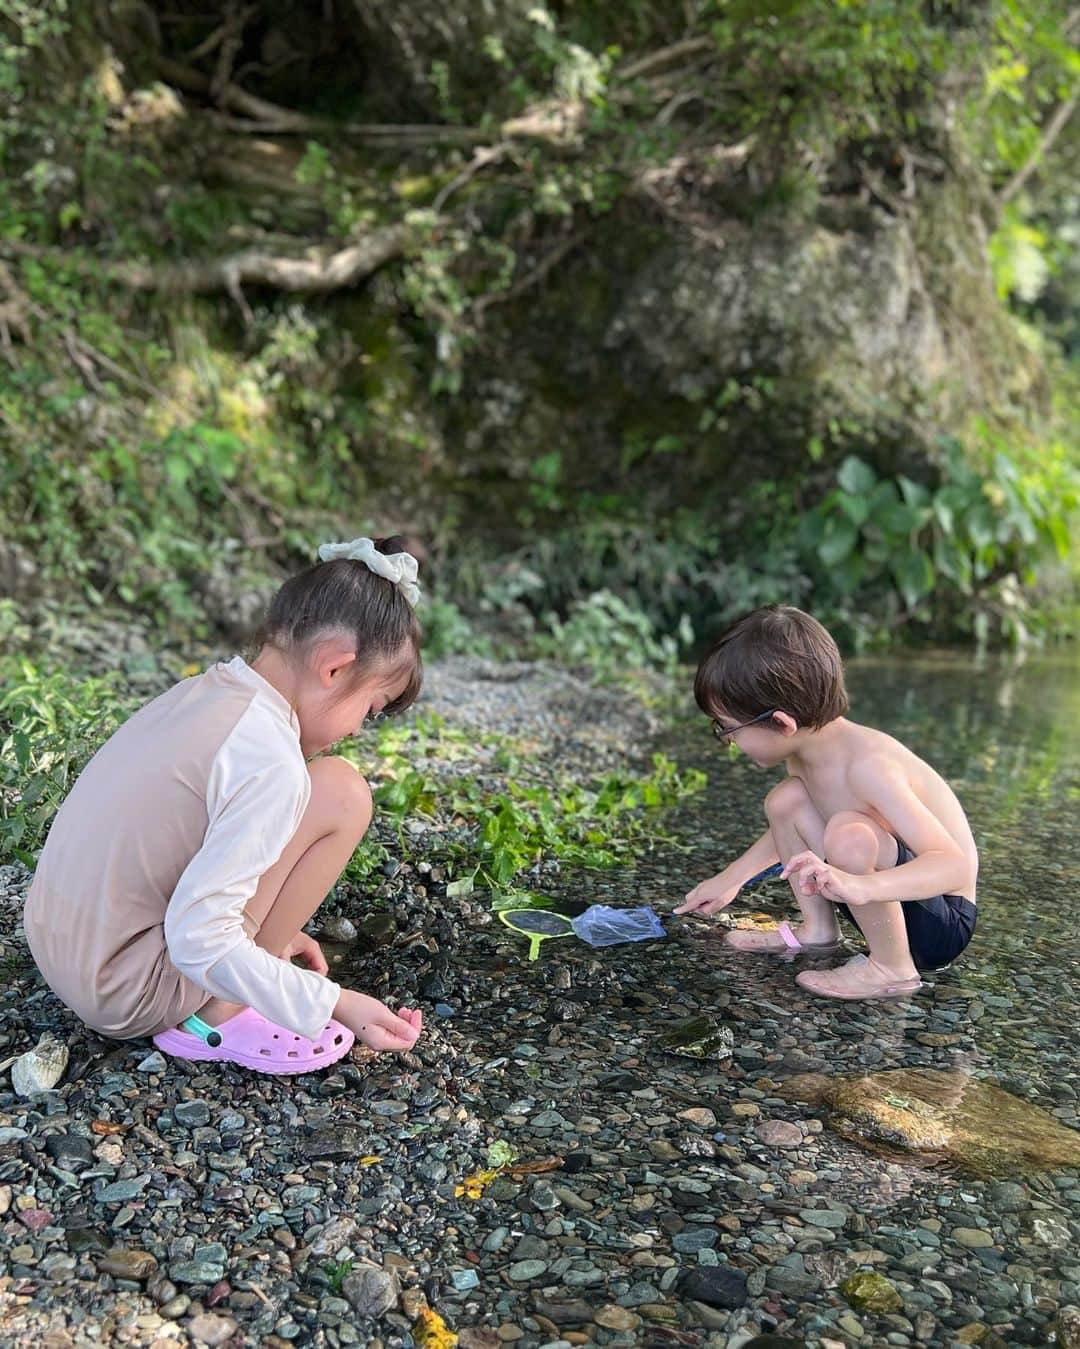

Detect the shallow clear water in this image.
[643,648,1080,1120]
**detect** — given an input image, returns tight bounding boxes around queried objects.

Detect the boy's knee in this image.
[308,756,373,834]
[765,776,810,823]
[824,811,879,871]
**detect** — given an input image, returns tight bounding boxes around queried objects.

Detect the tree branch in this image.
[615,36,715,83]
[0,227,407,297]
[473,229,588,316]
[154,55,486,143]
[997,89,1079,206]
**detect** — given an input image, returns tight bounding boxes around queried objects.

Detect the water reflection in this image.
[648,648,1080,1119]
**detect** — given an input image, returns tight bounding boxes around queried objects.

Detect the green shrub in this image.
[0,658,139,864]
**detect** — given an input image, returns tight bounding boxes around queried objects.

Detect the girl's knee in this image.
[824,811,883,870]
[764,776,810,822]
[307,756,373,838]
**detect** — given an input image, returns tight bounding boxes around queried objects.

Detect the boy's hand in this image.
[675,876,742,916]
[337,990,423,1052]
[782,851,873,905]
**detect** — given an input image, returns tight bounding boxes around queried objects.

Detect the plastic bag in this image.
[570,904,666,947]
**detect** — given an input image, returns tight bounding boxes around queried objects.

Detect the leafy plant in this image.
[0,658,139,864]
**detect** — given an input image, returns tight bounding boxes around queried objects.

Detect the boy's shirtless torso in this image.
[786,719,979,902]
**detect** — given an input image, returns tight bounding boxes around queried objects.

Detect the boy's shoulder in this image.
[832,719,923,773]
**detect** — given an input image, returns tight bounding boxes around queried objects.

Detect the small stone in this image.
[97,1177,150,1204]
[135,1051,168,1073]
[649,1140,683,1160]
[841,1271,903,1314]
[799,1207,847,1229]
[765,1267,822,1299]
[593,1305,641,1331]
[342,1266,398,1318]
[508,1260,548,1282]
[677,1108,717,1129]
[173,1100,211,1128]
[955,1324,990,1345]
[186,1314,237,1347]
[97,1249,158,1280]
[170,1260,225,1285]
[987,1181,1028,1212]
[952,1226,994,1249]
[459,1332,502,1349]
[400,1288,429,1322]
[530,1181,560,1211]
[730,1102,761,1118]
[452,1269,481,1292]
[678,1265,748,1309]
[322,915,357,942]
[755,1120,804,1147]
[45,1134,94,1169]
[672,1227,718,1255]
[1053,1307,1080,1349]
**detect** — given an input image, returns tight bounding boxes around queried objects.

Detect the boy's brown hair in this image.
[694,604,848,730]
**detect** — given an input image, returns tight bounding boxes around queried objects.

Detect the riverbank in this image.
[1,650,1078,1349]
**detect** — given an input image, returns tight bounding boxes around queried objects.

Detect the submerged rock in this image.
[656,1015,734,1061]
[778,1067,1080,1176]
[841,1270,903,1313]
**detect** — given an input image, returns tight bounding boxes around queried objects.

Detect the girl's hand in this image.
[283,932,329,976]
[337,990,423,1052]
[674,874,742,916]
[782,851,872,905]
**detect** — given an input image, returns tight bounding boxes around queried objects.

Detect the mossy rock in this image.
[778,1067,1080,1177]
[840,1270,903,1314]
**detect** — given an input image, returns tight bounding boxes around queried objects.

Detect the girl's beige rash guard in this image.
[24,657,342,1041]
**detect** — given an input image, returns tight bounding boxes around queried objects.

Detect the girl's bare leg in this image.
[196,756,372,1026]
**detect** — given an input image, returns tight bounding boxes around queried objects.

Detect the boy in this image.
[674,605,977,999]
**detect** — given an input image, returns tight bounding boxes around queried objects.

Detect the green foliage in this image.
[799,435,1078,646]
[990,205,1052,302]
[322,1259,353,1294]
[536,589,690,678]
[0,658,139,864]
[339,716,705,902]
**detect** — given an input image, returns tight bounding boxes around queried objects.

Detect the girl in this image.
[23,536,425,1073]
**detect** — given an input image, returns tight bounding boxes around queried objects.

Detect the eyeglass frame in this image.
[711,708,778,742]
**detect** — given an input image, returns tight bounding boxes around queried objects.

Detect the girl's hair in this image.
[694,604,848,730]
[251,535,422,716]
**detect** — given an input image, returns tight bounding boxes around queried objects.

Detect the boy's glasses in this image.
[711,708,777,742]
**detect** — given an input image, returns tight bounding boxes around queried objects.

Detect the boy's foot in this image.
[796,954,923,1001]
[726,920,842,955]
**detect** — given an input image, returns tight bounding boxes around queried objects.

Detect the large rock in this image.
[779,1067,1080,1176]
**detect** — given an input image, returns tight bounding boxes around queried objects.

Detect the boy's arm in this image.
[675,828,780,915]
[785,758,972,905]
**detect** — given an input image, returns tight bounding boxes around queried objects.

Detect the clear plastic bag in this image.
[570,904,666,947]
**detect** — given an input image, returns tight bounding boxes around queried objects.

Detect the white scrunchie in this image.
[317,536,421,607]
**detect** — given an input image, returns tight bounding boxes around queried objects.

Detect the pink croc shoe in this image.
[153,1007,355,1075]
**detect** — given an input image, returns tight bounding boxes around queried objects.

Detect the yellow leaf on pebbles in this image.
[360,1156,382,1166]
[414,1309,458,1348]
[454,1168,500,1200]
